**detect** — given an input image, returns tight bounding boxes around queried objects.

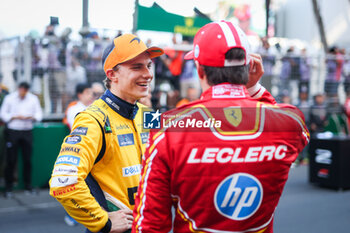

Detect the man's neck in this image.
[109,87,137,105]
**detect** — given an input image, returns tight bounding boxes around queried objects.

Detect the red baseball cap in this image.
[184,20,251,67]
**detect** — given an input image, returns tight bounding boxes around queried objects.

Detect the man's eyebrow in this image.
[130,62,152,67]
[130,63,143,66]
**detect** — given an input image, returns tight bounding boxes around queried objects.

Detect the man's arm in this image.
[33,95,43,122]
[49,113,110,232]
[0,95,13,123]
[246,53,277,105]
[133,131,173,233]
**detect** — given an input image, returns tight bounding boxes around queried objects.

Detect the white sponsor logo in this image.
[315,149,332,165]
[53,165,78,176]
[122,164,141,177]
[187,145,288,164]
[212,84,246,98]
[51,176,78,187]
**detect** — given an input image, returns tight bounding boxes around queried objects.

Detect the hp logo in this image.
[214,173,263,220]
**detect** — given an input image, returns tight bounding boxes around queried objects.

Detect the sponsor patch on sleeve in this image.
[60,146,80,154]
[70,127,88,136]
[65,135,82,144]
[55,155,80,166]
[52,184,76,196]
[117,133,135,147]
[52,165,78,176]
[50,176,78,187]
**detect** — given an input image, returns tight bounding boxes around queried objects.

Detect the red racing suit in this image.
[133,83,309,233]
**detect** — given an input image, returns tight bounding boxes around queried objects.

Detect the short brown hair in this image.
[103,65,119,89]
[202,48,249,86]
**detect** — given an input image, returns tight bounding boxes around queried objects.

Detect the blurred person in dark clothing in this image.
[324,46,344,97]
[279,46,301,99]
[0,82,43,197]
[309,93,328,136]
[0,83,9,185]
[324,96,349,136]
[299,48,312,95]
[342,52,350,95]
[296,90,311,164]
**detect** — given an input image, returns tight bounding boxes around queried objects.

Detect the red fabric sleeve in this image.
[133,131,173,233]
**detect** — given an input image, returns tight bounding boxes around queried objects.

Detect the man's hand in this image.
[246,53,265,88]
[108,209,133,233]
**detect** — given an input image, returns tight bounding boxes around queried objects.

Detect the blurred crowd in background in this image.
[1,23,350,139]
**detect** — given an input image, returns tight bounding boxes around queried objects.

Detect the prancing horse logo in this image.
[224,106,242,127]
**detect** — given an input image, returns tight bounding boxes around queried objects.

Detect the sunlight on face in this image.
[112,52,153,104]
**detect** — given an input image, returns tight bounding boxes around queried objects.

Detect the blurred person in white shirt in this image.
[66,83,94,130]
[0,82,43,197]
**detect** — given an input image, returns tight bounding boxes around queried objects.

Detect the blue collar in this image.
[101,89,139,120]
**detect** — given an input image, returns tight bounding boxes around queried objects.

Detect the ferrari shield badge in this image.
[224,107,242,127]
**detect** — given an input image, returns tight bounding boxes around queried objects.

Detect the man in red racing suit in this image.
[133,21,309,233]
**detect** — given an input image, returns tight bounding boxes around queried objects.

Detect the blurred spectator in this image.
[91,82,105,100]
[342,52,350,95]
[344,92,350,130]
[279,46,301,99]
[324,46,343,97]
[296,91,311,164]
[234,4,258,37]
[29,31,44,96]
[299,48,312,95]
[64,83,93,130]
[0,84,9,107]
[0,84,9,184]
[280,94,292,104]
[176,86,199,108]
[42,24,67,113]
[86,31,103,72]
[179,59,200,99]
[279,46,293,96]
[167,89,181,110]
[65,58,87,105]
[0,82,43,198]
[162,35,184,91]
[324,96,349,136]
[257,37,276,92]
[309,93,328,136]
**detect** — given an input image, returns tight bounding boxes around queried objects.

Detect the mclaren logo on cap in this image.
[130,37,141,44]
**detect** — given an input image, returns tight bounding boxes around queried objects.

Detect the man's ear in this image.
[106,69,117,83]
[195,61,205,80]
